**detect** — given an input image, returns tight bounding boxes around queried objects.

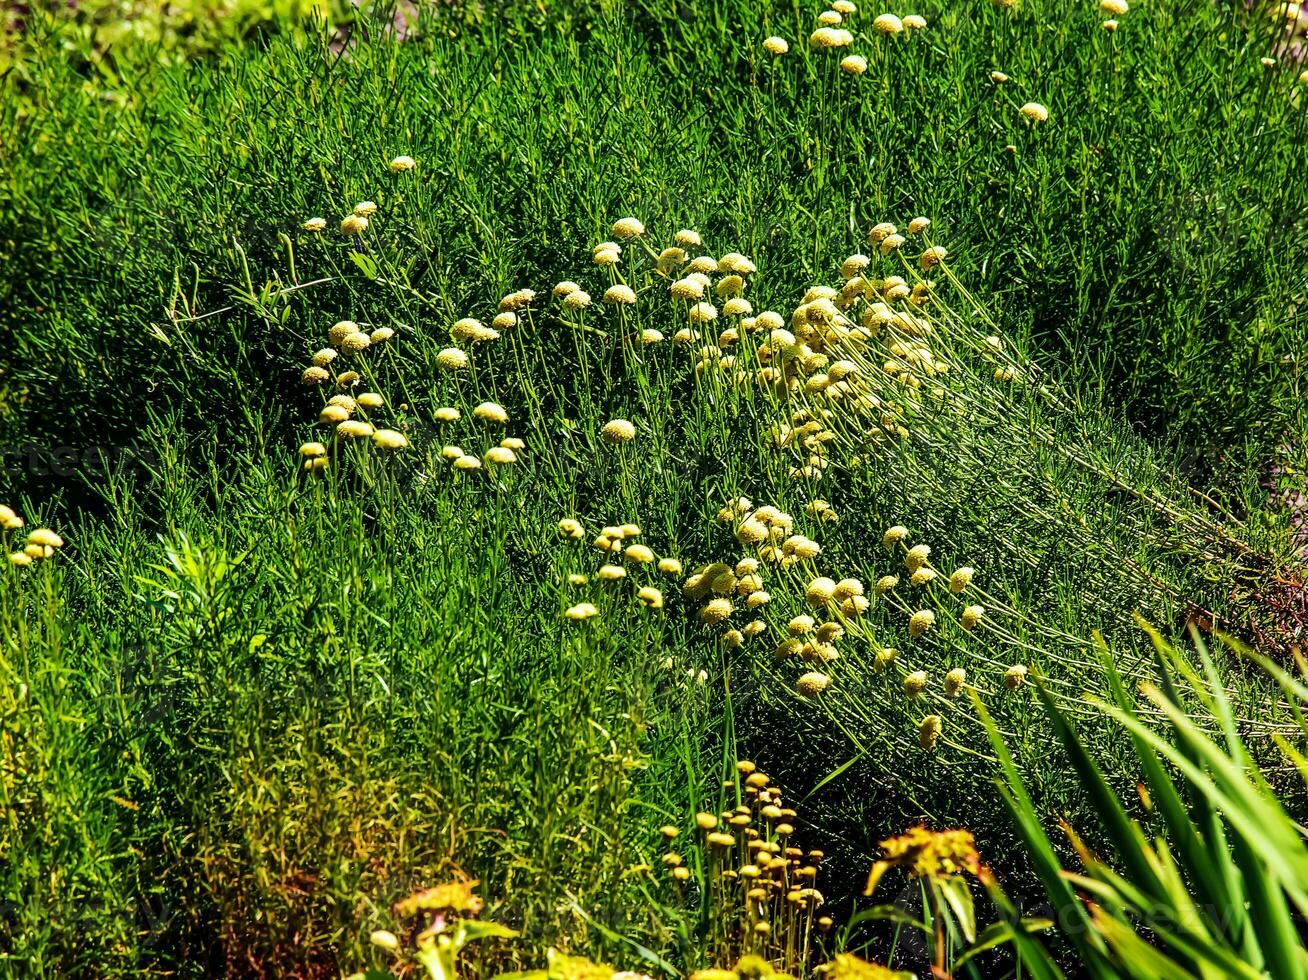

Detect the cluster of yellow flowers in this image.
[661,760,831,968]
[299,317,409,470]
[3,506,65,568]
[688,489,1035,750]
[429,404,526,474]
[300,155,416,236]
[759,3,940,83]
[865,825,982,894]
[681,215,1042,488]
[765,2,928,76]
[559,518,682,621]
[438,287,538,374]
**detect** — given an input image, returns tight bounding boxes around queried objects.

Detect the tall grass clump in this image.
[0,0,1305,976]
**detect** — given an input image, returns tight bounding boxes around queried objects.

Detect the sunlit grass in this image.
[1,0,1306,976]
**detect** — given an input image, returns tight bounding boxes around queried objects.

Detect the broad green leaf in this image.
[456,920,519,943]
[1032,678,1165,901]
[936,875,977,943]
[350,251,379,279]
[972,692,1113,972]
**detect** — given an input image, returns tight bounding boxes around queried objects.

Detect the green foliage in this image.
[2,0,1305,469]
[1,0,1306,976]
[976,625,1308,979]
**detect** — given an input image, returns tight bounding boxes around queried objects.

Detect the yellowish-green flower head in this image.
[340,214,368,235]
[341,331,372,354]
[689,302,719,323]
[919,246,948,270]
[699,597,733,624]
[601,418,636,444]
[797,671,831,696]
[944,667,967,697]
[716,273,746,297]
[1020,102,1049,123]
[389,155,416,172]
[612,217,646,238]
[905,543,931,571]
[27,528,64,549]
[303,217,327,232]
[453,317,499,342]
[809,26,853,48]
[961,605,985,630]
[908,609,936,636]
[621,544,652,564]
[474,402,508,424]
[763,36,789,54]
[565,602,599,621]
[806,577,837,606]
[328,320,358,344]
[373,429,409,450]
[879,233,906,256]
[670,277,705,301]
[872,13,903,33]
[336,420,375,439]
[437,348,468,371]
[499,287,536,310]
[840,54,867,75]
[604,284,637,305]
[868,222,898,246]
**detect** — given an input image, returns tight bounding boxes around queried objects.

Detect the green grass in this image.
[1,0,1306,976]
